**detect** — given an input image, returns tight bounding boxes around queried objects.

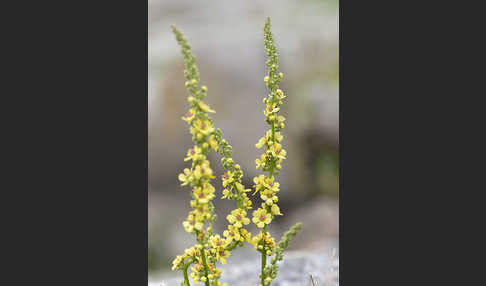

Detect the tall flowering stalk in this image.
[171,25,254,286]
[171,25,223,286]
[250,18,301,286]
[170,18,301,286]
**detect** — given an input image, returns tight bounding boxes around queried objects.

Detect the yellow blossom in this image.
[198,101,216,113]
[215,248,230,264]
[178,168,193,186]
[226,209,250,228]
[263,103,280,117]
[209,135,218,151]
[193,160,215,180]
[271,204,282,215]
[209,234,229,249]
[221,171,234,187]
[240,228,252,242]
[255,154,267,170]
[252,208,272,228]
[270,143,286,160]
[190,118,215,136]
[184,146,204,162]
[221,188,232,199]
[223,225,241,242]
[182,108,196,123]
[193,186,215,204]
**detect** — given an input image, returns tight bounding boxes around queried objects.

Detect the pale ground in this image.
[149,248,339,286]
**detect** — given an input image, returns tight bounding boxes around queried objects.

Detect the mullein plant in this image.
[170,18,302,286]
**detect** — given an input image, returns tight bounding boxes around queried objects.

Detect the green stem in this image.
[195,230,210,286]
[182,263,191,286]
[261,225,267,286]
[200,245,210,286]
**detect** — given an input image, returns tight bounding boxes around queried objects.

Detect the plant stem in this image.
[182,263,191,286]
[261,225,267,286]
[200,244,210,286]
[195,230,211,286]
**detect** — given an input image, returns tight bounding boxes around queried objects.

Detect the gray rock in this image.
[149,249,339,286]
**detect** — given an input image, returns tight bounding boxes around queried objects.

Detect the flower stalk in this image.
[170,18,301,286]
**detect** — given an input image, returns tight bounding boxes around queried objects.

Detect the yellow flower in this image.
[193,202,211,220]
[223,225,241,242]
[253,174,266,193]
[235,182,250,193]
[242,196,253,209]
[271,204,282,215]
[171,255,183,270]
[193,161,215,180]
[270,143,286,160]
[209,135,218,151]
[198,101,216,113]
[240,228,252,242]
[221,171,234,187]
[190,119,215,136]
[221,188,232,199]
[182,108,196,123]
[184,246,196,257]
[209,234,229,249]
[275,89,286,99]
[264,103,280,117]
[193,185,215,204]
[184,146,203,162]
[226,209,250,228]
[263,177,280,193]
[255,154,267,170]
[255,135,269,149]
[182,219,195,233]
[215,248,230,264]
[178,168,193,186]
[252,208,272,228]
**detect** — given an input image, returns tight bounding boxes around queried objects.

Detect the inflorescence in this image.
[170,18,301,286]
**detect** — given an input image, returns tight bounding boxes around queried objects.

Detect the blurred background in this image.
[148,0,339,279]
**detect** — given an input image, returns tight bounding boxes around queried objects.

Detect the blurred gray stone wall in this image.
[148,0,339,276]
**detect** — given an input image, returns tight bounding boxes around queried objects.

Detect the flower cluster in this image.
[172,25,254,286]
[250,17,288,286]
[172,25,224,286]
[211,129,254,248]
[171,19,301,286]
